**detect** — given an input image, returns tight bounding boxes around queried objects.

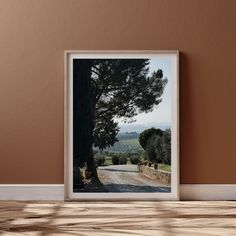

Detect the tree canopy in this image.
[138,128,163,150]
[91,59,167,149]
[139,128,171,165]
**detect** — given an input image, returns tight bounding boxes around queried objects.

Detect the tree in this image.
[73,59,167,179]
[145,136,157,163]
[73,59,95,182]
[154,135,163,163]
[139,128,163,150]
[140,128,171,165]
[144,135,163,163]
[161,129,171,164]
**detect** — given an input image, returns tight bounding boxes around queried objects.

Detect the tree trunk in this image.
[73,59,98,182]
[86,147,98,179]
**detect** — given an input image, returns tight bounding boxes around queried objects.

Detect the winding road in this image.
[97,164,170,192]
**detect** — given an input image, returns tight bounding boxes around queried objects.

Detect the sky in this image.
[116,58,172,128]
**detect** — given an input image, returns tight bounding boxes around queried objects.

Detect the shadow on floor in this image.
[103,183,171,192]
[1,201,236,236]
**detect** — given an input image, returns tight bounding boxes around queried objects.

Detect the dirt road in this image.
[97,164,170,192]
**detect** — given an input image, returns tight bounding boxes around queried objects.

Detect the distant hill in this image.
[118,122,171,133]
[103,123,171,153]
[117,132,139,140]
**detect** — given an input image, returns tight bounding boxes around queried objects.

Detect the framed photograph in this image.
[65,51,179,200]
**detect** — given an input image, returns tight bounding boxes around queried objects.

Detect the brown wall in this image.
[0,0,236,184]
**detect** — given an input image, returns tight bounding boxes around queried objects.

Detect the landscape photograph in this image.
[72,56,173,193]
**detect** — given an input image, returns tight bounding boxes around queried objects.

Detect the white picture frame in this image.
[64,51,179,200]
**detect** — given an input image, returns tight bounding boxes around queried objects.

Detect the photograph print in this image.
[66,51,179,199]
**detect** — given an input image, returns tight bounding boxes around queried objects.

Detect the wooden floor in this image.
[0,201,236,235]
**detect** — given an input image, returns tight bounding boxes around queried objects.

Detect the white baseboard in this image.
[0,184,64,200]
[0,184,235,200]
[180,184,236,200]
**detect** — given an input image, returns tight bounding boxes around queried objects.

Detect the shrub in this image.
[112,155,120,165]
[130,156,141,164]
[119,156,128,164]
[95,156,105,166]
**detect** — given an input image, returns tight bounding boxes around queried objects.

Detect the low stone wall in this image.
[140,165,171,185]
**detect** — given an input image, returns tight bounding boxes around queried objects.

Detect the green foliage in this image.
[161,129,171,165]
[145,136,157,163]
[91,59,167,151]
[130,156,141,164]
[111,155,120,165]
[158,163,171,172]
[119,156,128,164]
[141,129,171,165]
[93,116,120,150]
[139,128,163,150]
[93,59,167,122]
[95,155,105,166]
[153,135,163,163]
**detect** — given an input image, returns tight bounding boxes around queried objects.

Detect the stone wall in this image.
[140,165,171,185]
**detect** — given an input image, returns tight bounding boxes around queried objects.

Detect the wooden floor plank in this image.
[0,201,235,235]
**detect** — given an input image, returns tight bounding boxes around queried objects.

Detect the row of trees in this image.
[94,151,142,166]
[139,128,171,165]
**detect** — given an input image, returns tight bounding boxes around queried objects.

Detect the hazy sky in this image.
[116,58,172,126]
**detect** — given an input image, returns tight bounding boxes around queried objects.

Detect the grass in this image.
[121,138,140,145]
[157,163,171,172]
[106,138,142,152]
